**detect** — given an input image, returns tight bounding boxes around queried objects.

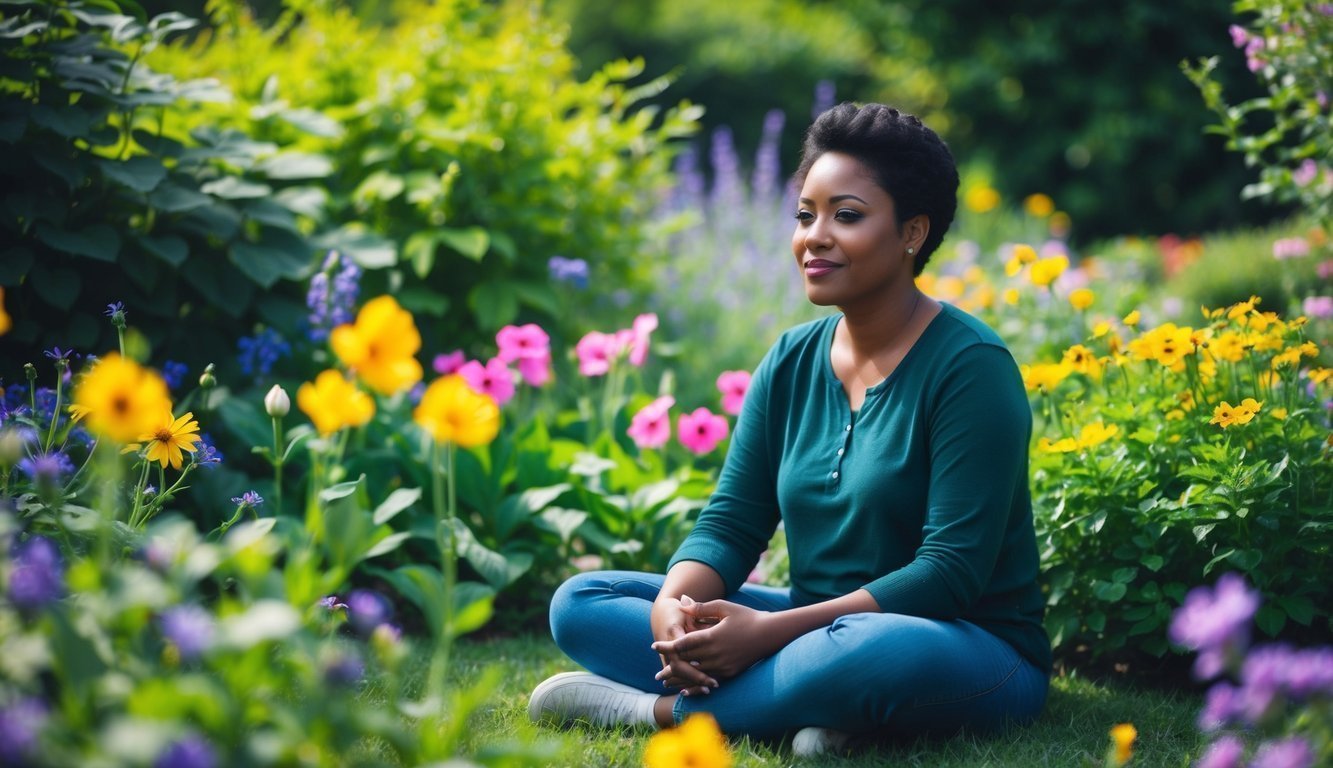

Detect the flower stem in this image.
[428,439,458,707]
[272,416,284,517]
[44,373,64,453]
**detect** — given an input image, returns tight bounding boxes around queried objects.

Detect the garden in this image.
[0,0,1330,766]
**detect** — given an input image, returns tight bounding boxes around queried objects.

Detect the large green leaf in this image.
[35,223,120,261]
[99,156,167,193]
[136,234,188,267]
[256,151,333,180]
[313,226,396,268]
[373,487,422,526]
[201,176,271,200]
[467,280,518,330]
[437,226,489,262]
[147,182,213,213]
[29,263,81,310]
[229,231,311,288]
[451,519,533,589]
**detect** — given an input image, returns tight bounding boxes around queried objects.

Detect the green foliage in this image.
[1162,218,1326,314]
[0,0,329,366]
[148,0,700,348]
[1184,0,1333,230]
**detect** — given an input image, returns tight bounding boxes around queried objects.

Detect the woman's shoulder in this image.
[930,303,1011,354]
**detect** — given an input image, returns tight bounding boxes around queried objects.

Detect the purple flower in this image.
[1302,295,1332,319]
[154,734,217,768]
[230,491,263,509]
[16,451,75,486]
[812,79,836,120]
[317,595,348,611]
[1278,646,1333,699]
[0,697,47,765]
[433,350,466,375]
[1228,24,1250,48]
[193,435,222,469]
[1250,737,1315,768]
[160,605,215,661]
[1169,573,1260,678]
[346,589,391,635]
[104,301,126,320]
[7,536,64,610]
[161,360,189,391]
[306,250,361,342]
[1196,734,1245,768]
[1198,682,1240,731]
[751,109,786,200]
[236,328,290,378]
[323,650,365,687]
[547,256,590,288]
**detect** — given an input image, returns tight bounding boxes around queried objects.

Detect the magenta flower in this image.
[626,313,658,366]
[432,350,466,375]
[1228,24,1249,48]
[716,370,752,415]
[576,331,618,377]
[627,395,674,449]
[458,358,516,406]
[1272,238,1310,260]
[496,323,551,364]
[1302,296,1332,319]
[517,350,552,387]
[1293,159,1319,187]
[677,407,730,455]
[1169,572,1260,680]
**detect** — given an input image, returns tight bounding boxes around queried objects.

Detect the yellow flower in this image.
[1003,287,1021,306]
[643,713,732,768]
[1309,367,1332,386]
[298,369,375,436]
[1061,345,1103,379]
[1300,341,1319,358]
[330,296,424,396]
[1092,321,1112,338]
[962,265,985,284]
[1271,407,1288,420]
[1129,323,1195,368]
[1210,398,1261,428]
[1021,362,1072,392]
[1029,255,1068,287]
[1122,309,1141,327]
[1004,244,1038,277]
[1048,210,1072,237]
[1077,422,1119,448]
[1109,723,1137,767]
[0,287,10,335]
[915,273,936,295]
[1165,409,1185,421]
[137,411,201,470]
[1227,295,1261,320]
[1037,436,1080,453]
[964,185,1000,213]
[1210,331,1247,363]
[933,275,965,301]
[1176,390,1197,412]
[1024,193,1055,218]
[1068,288,1095,311]
[1271,347,1303,369]
[68,353,172,444]
[413,375,500,448]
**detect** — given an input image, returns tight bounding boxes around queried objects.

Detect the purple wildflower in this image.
[1196,734,1245,768]
[317,595,348,611]
[708,125,743,211]
[16,451,75,486]
[306,250,361,342]
[812,79,836,120]
[230,491,263,509]
[751,109,786,201]
[323,650,365,687]
[547,256,590,288]
[1249,737,1315,768]
[0,697,47,765]
[1198,682,1240,731]
[104,302,126,322]
[6,536,64,610]
[161,360,189,391]
[1278,646,1333,699]
[1168,573,1260,679]
[236,328,290,378]
[193,434,222,469]
[671,144,706,211]
[346,589,392,635]
[1302,295,1332,319]
[154,734,218,768]
[160,605,215,661]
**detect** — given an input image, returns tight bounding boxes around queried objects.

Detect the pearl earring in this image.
[907,247,914,255]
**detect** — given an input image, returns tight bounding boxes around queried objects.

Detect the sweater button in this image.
[836,448,844,456]
[831,471,839,479]
[844,424,851,432]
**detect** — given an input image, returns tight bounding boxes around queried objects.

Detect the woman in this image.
[528,102,1050,756]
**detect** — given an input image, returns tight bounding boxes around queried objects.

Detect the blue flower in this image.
[194,434,222,469]
[547,256,590,288]
[161,360,189,391]
[16,451,75,486]
[323,649,366,687]
[154,734,217,768]
[230,490,263,509]
[7,536,64,610]
[306,250,361,342]
[236,329,290,378]
[104,301,126,319]
[160,605,215,661]
[0,697,47,766]
[346,589,392,635]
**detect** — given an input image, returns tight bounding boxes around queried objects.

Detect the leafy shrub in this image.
[0,0,331,370]
[148,0,700,348]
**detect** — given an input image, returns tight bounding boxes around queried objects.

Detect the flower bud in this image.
[23,362,36,382]
[198,363,216,389]
[264,384,290,417]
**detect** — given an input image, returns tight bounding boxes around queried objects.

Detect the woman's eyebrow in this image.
[798,194,869,205]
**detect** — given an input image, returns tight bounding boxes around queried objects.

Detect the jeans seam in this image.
[908,655,1024,709]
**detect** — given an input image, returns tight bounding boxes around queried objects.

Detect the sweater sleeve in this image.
[862,344,1031,617]
[668,345,783,593]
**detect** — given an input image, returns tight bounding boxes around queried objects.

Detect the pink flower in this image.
[1272,238,1310,260]
[1228,24,1249,48]
[627,395,674,449]
[1317,260,1333,280]
[716,370,752,415]
[517,350,552,387]
[627,313,658,367]
[495,323,550,364]
[677,407,729,455]
[433,350,465,375]
[1303,295,1333,319]
[575,331,618,377]
[1293,159,1319,187]
[458,357,516,406]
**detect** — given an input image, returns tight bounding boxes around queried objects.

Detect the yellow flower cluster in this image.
[1209,398,1263,429]
[67,354,200,469]
[1038,422,1120,453]
[643,713,732,768]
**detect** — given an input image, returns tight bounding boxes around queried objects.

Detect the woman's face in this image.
[791,151,922,310]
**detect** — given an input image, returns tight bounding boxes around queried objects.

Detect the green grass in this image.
[411,634,1205,767]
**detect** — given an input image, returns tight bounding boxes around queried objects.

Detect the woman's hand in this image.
[650,594,719,695]
[651,599,784,680]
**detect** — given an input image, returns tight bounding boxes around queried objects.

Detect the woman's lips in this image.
[803,259,841,277]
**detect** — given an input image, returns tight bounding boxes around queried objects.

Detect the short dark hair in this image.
[795,103,959,274]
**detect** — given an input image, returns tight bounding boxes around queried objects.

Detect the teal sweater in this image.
[670,304,1051,673]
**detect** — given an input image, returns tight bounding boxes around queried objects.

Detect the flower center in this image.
[111,394,130,416]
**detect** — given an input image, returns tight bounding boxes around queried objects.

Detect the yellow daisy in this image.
[138,411,202,469]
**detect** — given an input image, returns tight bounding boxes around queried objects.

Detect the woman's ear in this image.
[904,214,930,255]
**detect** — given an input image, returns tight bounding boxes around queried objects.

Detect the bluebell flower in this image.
[547,256,590,289]
[16,451,75,486]
[7,536,64,610]
[154,734,217,768]
[236,328,290,378]
[160,605,215,661]
[230,490,263,509]
[346,589,392,635]
[161,360,189,391]
[0,697,47,766]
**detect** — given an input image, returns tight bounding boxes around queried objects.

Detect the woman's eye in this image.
[835,209,863,222]
[794,210,813,222]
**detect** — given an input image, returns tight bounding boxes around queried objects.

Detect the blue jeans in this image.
[548,570,1049,740]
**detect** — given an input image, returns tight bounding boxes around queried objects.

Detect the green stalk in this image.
[272,415,284,517]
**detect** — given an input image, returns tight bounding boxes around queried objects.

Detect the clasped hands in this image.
[649,594,780,696]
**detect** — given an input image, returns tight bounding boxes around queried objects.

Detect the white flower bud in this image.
[264,384,290,418]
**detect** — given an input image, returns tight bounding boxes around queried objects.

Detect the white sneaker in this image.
[792,726,855,757]
[528,671,658,728]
